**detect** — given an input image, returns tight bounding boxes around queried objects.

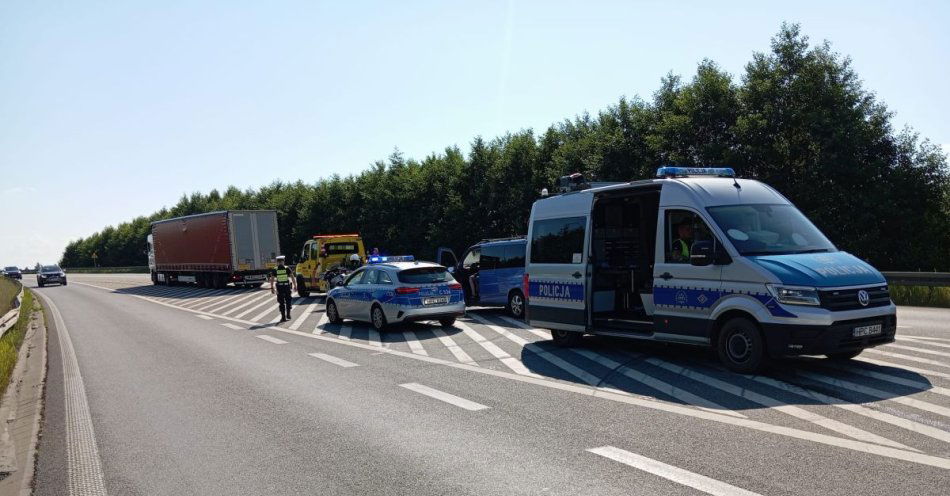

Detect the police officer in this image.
[672,221,694,262]
[269,255,297,322]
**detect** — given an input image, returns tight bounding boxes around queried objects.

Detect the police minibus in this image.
[524,167,896,372]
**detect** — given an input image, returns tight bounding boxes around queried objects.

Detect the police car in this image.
[525,168,897,373]
[325,256,466,331]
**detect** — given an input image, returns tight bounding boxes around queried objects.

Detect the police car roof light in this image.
[655,167,735,178]
[369,255,415,264]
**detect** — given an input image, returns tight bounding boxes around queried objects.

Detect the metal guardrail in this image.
[882,272,950,287]
[0,285,24,339]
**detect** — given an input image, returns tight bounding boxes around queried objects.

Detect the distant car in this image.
[37,264,67,287]
[325,256,465,331]
[2,266,21,280]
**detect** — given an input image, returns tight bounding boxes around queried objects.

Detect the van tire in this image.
[717,317,766,373]
[326,299,342,324]
[297,276,310,298]
[551,329,582,347]
[507,290,525,319]
[826,349,863,360]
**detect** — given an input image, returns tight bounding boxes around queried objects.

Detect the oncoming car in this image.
[325,256,465,331]
[3,266,21,280]
[37,264,67,287]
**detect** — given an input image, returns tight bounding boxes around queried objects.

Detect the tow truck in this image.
[294,234,366,297]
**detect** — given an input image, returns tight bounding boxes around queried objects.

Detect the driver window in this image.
[301,243,310,262]
[665,210,714,264]
[363,270,380,285]
[462,248,480,270]
[378,271,393,285]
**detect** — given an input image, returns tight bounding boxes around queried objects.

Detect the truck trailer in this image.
[147,210,281,288]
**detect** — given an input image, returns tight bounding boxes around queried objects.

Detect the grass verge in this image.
[0,278,19,315]
[890,285,950,308]
[0,289,34,399]
[65,266,149,274]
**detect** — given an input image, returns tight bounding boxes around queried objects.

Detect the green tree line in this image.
[61,25,950,271]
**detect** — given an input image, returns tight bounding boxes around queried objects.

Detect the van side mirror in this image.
[690,241,714,267]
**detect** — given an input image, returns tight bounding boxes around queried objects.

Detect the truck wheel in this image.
[826,350,863,360]
[717,317,766,373]
[507,290,525,319]
[151,271,159,285]
[326,300,342,324]
[371,305,388,332]
[551,329,582,347]
[296,276,310,298]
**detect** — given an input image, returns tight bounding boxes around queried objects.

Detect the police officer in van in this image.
[269,255,298,322]
[672,221,694,262]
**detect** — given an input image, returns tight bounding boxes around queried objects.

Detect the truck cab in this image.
[295,234,366,296]
[525,168,897,373]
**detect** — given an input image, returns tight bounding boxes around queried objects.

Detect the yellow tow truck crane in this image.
[294,233,366,297]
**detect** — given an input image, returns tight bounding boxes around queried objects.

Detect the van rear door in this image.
[526,214,590,331]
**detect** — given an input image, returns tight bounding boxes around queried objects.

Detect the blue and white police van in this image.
[325,256,466,332]
[525,168,896,372]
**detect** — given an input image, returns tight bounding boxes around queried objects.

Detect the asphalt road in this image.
[29,274,950,495]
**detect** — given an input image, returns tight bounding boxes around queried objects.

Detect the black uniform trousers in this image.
[276,283,293,318]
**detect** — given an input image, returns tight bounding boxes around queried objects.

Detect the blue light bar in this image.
[368,255,415,264]
[656,167,735,178]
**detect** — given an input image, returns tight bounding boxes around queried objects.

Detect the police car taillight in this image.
[448,283,462,290]
[395,287,420,294]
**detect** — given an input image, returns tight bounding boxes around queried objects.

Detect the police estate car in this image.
[325,256,466,331]
[525,168,897,373]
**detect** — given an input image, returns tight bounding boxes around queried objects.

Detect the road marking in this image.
[256,335,288,345]
[498,315,551,340]
[431,328,477,365]
[289,302,321,331]
[339,325,352,340]
[308,352,359,368]
[857,357,950,380]
[232,296,274,319]
[455,321,538,376]
[797,370,950,418]
[399,383,489,411]
[644,357,912,449]
[901,335,950,343]
[201,290,264,313]
[34,292,108,495]
[819,362,950,397]
[179,289,239,308]
[90,283,950,470]
[196,314,214,320]
[367,328,383,347]
[218,291,271,315]
[312,312,328,334]
[252,303,280,322]
[887,343,950,358]
[901,336,950,349]
[402,331,428,356]
[587,446,762,496]
[221,323,244,330]
[866,348,950,368]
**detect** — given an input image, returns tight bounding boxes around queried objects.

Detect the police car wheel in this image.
[326,300,342,324]
[826,349,863,360]
[551,329,582,347]
[439,317,456,327]
[717,317,765,373]
[371,305,387,331]
[507,291,525,319]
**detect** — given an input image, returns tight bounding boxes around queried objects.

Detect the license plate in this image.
[853,324,882,337]
[423,296,449,306]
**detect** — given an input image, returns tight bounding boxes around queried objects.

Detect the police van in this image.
[525,167,896,372]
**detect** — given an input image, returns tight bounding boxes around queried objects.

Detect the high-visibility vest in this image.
[275,266,290,283]
[673,239,690,259]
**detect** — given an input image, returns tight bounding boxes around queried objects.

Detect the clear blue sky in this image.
[1,0,948,267]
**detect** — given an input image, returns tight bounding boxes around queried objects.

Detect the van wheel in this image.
[297,276,310,298]
[717,317,766,373]
[326,300,342,324]
[826,350,863,360]
[507,290,525,319]
[371,305,388,332]
[551,329,582,347]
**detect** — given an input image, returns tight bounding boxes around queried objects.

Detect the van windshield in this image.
[706,204,836,256]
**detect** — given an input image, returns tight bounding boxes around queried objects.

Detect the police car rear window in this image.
[398,267,451,284]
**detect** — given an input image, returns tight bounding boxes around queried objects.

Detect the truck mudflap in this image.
[762,314,897,357]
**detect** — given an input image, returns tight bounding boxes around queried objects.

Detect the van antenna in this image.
[732,172,741,190]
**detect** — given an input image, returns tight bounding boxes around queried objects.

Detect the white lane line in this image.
[498,315,551,340]
[256,335,288,345]
[252,303,280,323]
[899,337,950,349]
[339,325,352,340]
[797,371,950,419]
[588,446,762,496]
[902,335,950,343]
[749,374,950,445]
[34,292,108,495]
[402,331,428,356]
[367,328,383,347]
[455,321,539,377]
[221,323,245,330]
[399,383,489,411]
[308,352,359,368]
[821,362,950,398]
[574,350,747,419]
[644,357,912,449]
[431,328,477,365]
[858,357,950,380]
[865,348,950,369]
[179,289,238,308]
[289,302,321,331]
[887,343,950,358]
[202,290,265,313]
[312,312,329,334]
[196,314,214,320]
[231,296,274,318]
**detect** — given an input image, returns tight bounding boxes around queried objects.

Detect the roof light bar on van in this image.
[655,167,736,178]
[313,233,360,238]
[369,255,415,264]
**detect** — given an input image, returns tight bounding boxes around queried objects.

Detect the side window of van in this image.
[480,245,503,271]
[531,217,586,264]
[503,243,526,268]
[665,210,714,264]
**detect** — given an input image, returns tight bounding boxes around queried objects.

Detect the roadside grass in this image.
[891,285,950,308]
[65,266,148,274]
[0,289,34,398]
[0,277,19,315]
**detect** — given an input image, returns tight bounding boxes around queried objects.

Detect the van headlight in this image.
[766,284,820,306]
